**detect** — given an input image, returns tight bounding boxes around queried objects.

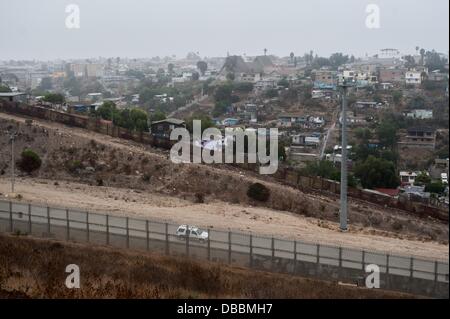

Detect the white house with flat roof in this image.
[405,71,422,85]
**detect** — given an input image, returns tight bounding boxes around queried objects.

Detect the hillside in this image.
[0,233,415,299]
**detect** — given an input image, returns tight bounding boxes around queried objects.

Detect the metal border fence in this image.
[0,199,448,298]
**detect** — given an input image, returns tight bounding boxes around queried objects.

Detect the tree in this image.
[17,149,42,174]
[113,108,149,132]
[226,72,235,81]
[167,63,175,74]
[354,156,399,189]
[150,110,166,122]
[212,100,228,117]
[63,75,81,96]
[214,83,233,103]
[196,61,208,75]
[414,172,431,186]
[38,77,53,91]
[425,50,447,72]
[302,160,357,186]
[329,52,349,69]
[192,71,200,81]
[392,90,403,105]
[0,85,11,93]
[408,96,426,109]
[185,113,215,133]
[96,101,117,120]
[129,108,149,132]
[425,181,446,194]
[278,77,290,88]
[125,69,145,80]
[376,119,398,149]
[403,55,416,69]
[420,48,425,66]
[303,160,340,180]
[278,141,287,161]
[156,68,166,81]
[43,93,65,104]
[265,88,278,98]
[354,128,372,142]
[233,82,254,93]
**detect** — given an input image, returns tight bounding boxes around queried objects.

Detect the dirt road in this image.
[1,177,447,261]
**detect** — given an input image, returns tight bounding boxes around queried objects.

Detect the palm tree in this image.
[420,48,426,66]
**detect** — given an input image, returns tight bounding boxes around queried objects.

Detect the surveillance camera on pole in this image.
[337,76,354,232]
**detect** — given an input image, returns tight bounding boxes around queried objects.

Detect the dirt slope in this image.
[0,234,415,298]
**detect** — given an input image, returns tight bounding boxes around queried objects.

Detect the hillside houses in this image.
[278,113,325,128]
[399,127,436,149]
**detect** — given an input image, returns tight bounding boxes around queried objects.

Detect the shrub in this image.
[392,220,403,231]
[17,149,42,174]
[66,160,83,173]
[142,173,151,182]
[247,183,270,202]
[194,193,205,204]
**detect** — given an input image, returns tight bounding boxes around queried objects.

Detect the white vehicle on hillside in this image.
[176,225,209,242]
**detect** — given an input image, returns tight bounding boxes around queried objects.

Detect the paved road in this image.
[320,109,338,159]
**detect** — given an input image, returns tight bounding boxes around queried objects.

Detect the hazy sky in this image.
[0,0,448,60]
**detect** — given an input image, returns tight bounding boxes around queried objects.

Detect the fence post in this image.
[86,211,90,242]
[433,260,439,296]
[165,222,169,255]
[207,227,211,261]
[316,244,320,276]
[434,260,438,283]
[106,215,110,245]
[228,231,232,264]
[28,203,31,234]
[9,201,12,232]
[271,237,275,270]
[249,234,253,268]
[386,254,390,289]
[66,209,70,240]
[410,257,414,279]
[126,217,129,248]
[293,241,297,274]
[146,220,149,251]
[362,250,365,271]
[186,225,190,257]
[46,206,50,235]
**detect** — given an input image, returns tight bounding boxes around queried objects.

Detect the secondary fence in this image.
[0,199,448,298]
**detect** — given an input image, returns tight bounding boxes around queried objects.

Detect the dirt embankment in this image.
[0,234,416,299]
[0,113,448,247]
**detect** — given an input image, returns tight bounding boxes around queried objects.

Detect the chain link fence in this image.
[0,199,448,298]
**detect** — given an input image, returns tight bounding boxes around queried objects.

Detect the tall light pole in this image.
[337,78,354,231]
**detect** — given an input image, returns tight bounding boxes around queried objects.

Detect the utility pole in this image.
[337,78,353,231]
